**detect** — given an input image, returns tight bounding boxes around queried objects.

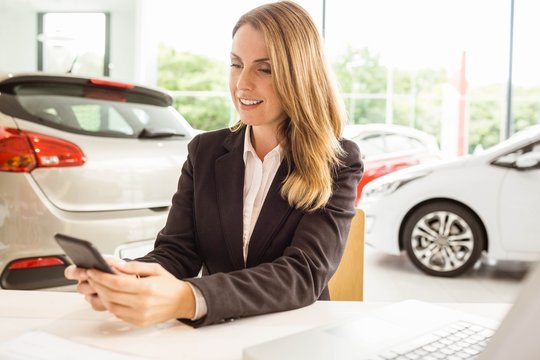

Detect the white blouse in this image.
[190,126,283,320]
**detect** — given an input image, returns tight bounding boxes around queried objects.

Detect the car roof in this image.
[344,123,433,137]
[343,123,440,147]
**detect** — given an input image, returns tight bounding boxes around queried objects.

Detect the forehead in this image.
[231,24,268,59]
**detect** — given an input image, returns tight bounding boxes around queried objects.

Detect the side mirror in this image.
[515,152,540,169]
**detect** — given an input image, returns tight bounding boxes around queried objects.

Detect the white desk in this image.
[0,290,510,360]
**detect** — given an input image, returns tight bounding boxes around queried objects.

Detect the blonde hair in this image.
[231,1,346,211]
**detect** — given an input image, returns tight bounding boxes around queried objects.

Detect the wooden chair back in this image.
[328,208,365,301]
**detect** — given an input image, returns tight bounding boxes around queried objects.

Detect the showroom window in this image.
[510,0,540,136]
[324,0,509,155]
[37,12,110,76]
[148,0,537,156]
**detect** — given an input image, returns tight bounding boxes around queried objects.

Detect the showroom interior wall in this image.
[0,0,157,85]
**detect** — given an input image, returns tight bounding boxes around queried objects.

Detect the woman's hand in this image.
[64,255,122,311]
[84,261,196,327]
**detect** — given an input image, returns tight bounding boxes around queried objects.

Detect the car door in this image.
[497,140,540,254]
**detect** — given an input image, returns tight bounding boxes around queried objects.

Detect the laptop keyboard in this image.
[367,320,495,360]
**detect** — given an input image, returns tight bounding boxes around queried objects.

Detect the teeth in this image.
[240,98,262,105]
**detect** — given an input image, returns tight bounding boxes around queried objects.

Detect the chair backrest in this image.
[328,208,365,301]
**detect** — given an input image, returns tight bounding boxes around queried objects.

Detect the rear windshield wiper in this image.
[138,128,186,139]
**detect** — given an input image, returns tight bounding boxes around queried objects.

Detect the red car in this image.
[344,124,443,205]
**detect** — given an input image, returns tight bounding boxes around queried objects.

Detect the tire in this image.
[402,201,485,277]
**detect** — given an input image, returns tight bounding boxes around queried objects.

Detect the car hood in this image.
[365,154,475,186]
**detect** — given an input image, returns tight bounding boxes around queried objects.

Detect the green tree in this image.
[157,44,230,130]
[332,46,447,141]
[513,87,540,132]
[332,47,387,124]
[157,43,540,151]
[392,67,446,138]
[467,84,505,152]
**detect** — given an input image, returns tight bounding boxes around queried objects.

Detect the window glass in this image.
[38,12,108,76]
[325,0,508,156]
[512,0,540,134]
[385,134,413,153]
[357,134,385,157]
[108,108,134,134]
[132,108,151,126]
[9,84,188,138]
[409,137,428,151]
[72,104,100,131]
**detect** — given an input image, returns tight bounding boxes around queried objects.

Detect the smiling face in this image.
[229,24,287,135]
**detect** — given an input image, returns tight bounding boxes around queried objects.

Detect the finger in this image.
[77,280,98,296]
[88,276,144,312]
[102,254,127,268]
[95,284,142,310]
[64,265,88,281]
[87,269,144,296]
[112,261,164,278]
[85,294,107,311]
[106,302,150,327]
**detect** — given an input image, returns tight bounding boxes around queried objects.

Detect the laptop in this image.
[243,263,540,360]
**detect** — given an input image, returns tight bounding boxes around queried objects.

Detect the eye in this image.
[230,63,242,69]
[259,68,272,75]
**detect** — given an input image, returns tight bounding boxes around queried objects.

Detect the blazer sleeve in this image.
[136,135,203,278]
[185,139,363,327]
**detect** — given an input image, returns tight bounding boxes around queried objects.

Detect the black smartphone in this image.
[55,233,115,274]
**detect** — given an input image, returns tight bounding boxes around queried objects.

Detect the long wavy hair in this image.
[231,1,346,212]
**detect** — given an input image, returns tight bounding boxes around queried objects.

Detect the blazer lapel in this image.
[215,129,245,270]
[246,161,293,267]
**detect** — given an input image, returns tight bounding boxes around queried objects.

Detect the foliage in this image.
[157,44,230,130]
[513,86,540,132]
[332,47,447,142]
[157,44,540,152]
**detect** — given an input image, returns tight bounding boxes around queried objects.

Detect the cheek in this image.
[265,84,281,107]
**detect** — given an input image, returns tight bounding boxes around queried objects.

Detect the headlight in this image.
[362,171,431,198]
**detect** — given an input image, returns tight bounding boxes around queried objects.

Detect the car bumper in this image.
[0,173,167,289]
[358,195,405,256]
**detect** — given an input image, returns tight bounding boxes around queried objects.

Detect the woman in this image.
[66,1,363,327]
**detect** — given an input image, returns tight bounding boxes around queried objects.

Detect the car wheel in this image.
[402,201,485,277]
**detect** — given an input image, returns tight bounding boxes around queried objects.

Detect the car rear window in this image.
[0,82,190,138]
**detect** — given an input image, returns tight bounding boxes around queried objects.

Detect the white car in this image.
[0,72,196,289]
[358,125,540,277]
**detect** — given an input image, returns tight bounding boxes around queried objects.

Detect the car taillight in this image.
[0,127,86,172]
[8,256,67,270]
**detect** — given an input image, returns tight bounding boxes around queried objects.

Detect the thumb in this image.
[113,260,164,277]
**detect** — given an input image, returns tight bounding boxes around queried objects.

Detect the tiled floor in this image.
[363,245,532,304]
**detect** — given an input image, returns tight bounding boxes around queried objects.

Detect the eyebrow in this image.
[230,53,270,63]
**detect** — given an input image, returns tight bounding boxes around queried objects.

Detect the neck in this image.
[250,126,278,160]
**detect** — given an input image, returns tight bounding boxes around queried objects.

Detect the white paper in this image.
[0,331,148,360]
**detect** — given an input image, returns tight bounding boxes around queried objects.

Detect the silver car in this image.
[0,73,196,289]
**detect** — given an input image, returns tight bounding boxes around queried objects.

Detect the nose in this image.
[235,68,254,91]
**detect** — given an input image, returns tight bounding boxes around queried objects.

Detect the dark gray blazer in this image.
[138,127,363,327]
